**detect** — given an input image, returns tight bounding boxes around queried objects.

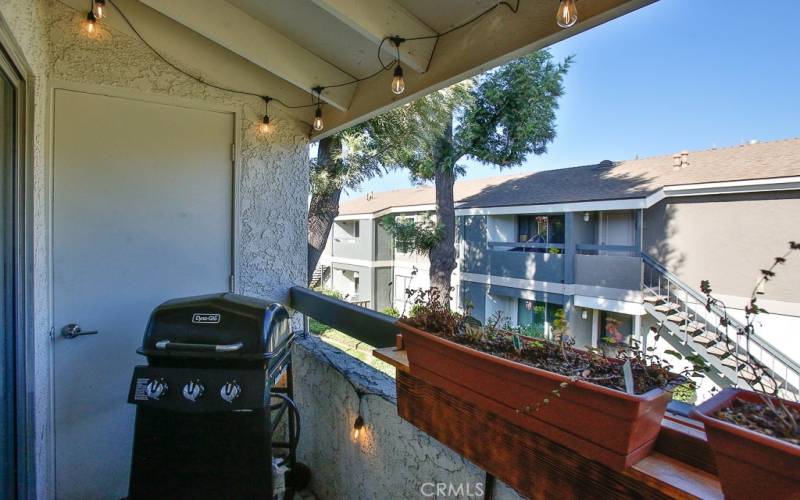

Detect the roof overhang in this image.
[336,175,800,219]
[64,0,656,137]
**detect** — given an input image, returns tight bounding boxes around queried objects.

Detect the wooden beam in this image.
[311,0,437,74]
[140,0,357,111]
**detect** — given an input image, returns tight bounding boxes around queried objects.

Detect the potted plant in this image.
[690,242,800,499]
[398,288,702,471]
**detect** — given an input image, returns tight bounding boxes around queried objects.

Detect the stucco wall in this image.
[643,191,800,303]
[292,335,523,500]
[1,0,310,495]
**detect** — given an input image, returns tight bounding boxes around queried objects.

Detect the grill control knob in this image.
[220,381,241,403]
[182,381,204,402]
[145,379,168,400]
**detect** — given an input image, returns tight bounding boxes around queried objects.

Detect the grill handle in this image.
[154,340,244,353]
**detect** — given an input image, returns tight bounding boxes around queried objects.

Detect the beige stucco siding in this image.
[644,191,800,304]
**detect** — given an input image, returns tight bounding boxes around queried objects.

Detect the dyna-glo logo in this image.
[192,313,221,324]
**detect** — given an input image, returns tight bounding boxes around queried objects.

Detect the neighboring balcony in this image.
[487,242,565,283]
[574,244,642,291]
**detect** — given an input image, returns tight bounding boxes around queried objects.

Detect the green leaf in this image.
[664,349,683,360]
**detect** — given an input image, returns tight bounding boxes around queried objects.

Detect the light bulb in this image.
[260,114,271,134]
[86,11,97,34]
[352,415,364,440]
[313,107,324,131]
[556,0,578,28]
[391,65,405,95]
[94,0,106,19]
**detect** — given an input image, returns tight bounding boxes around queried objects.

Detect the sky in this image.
[339,0,800,200]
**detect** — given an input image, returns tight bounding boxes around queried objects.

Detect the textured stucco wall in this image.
[0,0,310,495]
[292,335,523,500]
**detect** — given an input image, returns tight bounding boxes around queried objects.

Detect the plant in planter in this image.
[690,241,800,500]
[397,288,706,470]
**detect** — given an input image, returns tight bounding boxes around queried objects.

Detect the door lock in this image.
[61,323,99,339]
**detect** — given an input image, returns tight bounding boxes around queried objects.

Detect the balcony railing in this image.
[574,244,642,291]
[486,242,564,283]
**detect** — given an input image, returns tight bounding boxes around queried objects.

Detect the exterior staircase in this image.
[641,254,799,401]
[310,264,330,288]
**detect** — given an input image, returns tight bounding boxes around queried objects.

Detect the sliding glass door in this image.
[0,51,17,500]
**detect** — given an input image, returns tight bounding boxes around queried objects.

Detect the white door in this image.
[52,90,234,499]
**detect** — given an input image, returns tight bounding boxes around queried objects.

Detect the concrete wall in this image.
[489,250,564,283]
[331,263,372,304]
[373,267,392,311]
[332,218,373,261]
[643,191,800,303]
[574,254,642,290]
[374,220,393,261]
[461,215,489,275]
[0,2,311,494]
[461,280,488,323]
[293,336,523,500]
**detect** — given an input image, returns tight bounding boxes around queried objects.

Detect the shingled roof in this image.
[338,137,800,215]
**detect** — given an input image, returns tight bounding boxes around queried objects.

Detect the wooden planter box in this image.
[399,322,674,471]
[691,388,800,500]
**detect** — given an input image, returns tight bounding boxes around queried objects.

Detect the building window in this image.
[516,214,564,252]
[353,220,359,238]
[517,299,564,339]
[599,311,633,346]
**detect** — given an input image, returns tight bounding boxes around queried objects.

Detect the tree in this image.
[307,129,385,283]
[371,51,571,292]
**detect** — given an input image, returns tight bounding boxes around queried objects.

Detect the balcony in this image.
[487,242,565,283]
[574,244,642,291]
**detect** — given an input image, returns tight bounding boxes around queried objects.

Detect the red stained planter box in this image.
[399,322,673,471]
[691,388,800,500]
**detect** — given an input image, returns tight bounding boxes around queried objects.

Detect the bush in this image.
[671,383,697,404]
[314,287,344,300]
[382,306,400,318]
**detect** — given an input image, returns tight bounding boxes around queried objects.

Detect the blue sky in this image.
[341,0,800,200]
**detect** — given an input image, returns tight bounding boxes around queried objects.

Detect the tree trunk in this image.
[307,136,342,285]
[429,118,457,295]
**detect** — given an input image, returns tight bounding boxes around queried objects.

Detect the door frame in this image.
[0,13,35,499]
[46,81,243,495]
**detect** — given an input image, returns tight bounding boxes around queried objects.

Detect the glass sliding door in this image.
[0,54,17,500]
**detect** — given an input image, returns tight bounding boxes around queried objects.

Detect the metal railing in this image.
[488,241,565,253]
[289,287,398,348]
[575,243,639,257]
[641,253,800,398]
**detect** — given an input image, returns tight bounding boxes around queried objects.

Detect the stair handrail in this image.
[641,253,800,382]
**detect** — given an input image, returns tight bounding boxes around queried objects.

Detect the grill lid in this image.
[138,293,292,359]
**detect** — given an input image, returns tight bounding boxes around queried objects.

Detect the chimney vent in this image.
[366,191,374,201]
[680,150,689,168]
[672,153,681,170]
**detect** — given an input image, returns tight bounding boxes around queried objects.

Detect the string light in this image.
[87,0,524,134]
[389,36,406,95]
[85,10,97,34]
[260,97,272,134]
[556,0,578,28]
[352,415,364,440]
[94,0,107,19]
[312,86,324,131]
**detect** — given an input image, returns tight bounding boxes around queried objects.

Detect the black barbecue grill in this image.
[127,293,306,499]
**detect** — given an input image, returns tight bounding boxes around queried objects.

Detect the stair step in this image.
[693,335,718,346]
[654,302,681,313]
[644,294,668,304]
[666,312,693,324]
[706,344,732,357]
[722,352,750,369]
[684,320,704,331]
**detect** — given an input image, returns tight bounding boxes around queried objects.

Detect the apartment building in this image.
[322,138,800,397]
